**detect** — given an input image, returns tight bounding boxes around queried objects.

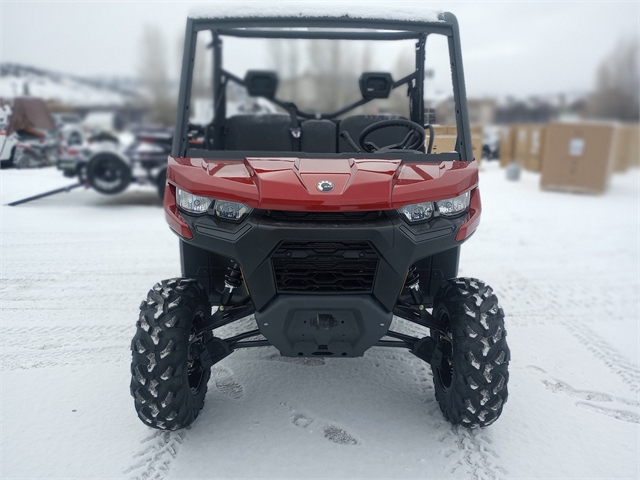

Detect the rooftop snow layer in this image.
[189,2,443,23]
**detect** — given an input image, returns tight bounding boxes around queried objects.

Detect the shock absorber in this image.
[220,262,243,306]
[405,265,424,305]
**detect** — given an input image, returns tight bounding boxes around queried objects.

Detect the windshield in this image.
[174,20,472,162]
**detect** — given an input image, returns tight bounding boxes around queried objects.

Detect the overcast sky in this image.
[1,1,638,98]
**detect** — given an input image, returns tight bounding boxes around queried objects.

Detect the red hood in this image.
[167,156,478,211]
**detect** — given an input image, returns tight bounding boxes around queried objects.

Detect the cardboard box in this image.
[429,135,457,155]
[524,125,546,172]
[432,125,449,136]
[430,125,482,162]
[499,126,515,168]
[513,124,530,165]
[470,125,483,163]
[540,122,615,194]
[612,123,640,172]
[631,124,640,167]
[501,124,547,172]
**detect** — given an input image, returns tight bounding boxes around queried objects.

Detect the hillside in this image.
[0,63,143,107]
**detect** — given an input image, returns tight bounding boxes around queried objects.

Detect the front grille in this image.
[266,210,383,222]
[272,241,378,293]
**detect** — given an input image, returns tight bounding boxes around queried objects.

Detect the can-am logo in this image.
[317,180,334,192]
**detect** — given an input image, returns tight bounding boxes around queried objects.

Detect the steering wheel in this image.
[358,119,426,153]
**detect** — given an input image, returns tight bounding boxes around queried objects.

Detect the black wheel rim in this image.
[187,312,206,394]
[94,159,124,190]
[436,312,454,392]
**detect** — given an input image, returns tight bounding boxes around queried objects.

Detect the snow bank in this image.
[189,1,443,23]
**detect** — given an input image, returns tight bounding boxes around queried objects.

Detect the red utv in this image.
[131,9,509,431]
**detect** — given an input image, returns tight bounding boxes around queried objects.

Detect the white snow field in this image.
[1,162,638,479]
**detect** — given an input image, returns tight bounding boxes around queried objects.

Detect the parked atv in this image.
[131,9,509,431]
[58,127,176,199]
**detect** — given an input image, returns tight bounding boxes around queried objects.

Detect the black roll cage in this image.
[172,13,472,162]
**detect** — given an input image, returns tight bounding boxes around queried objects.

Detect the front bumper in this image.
[173,201,474,312]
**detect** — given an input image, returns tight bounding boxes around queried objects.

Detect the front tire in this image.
[130,278,212,430]
[431,278,510,428]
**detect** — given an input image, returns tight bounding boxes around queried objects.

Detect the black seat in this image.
[301,120,337,153]
[225,115,292,151]
[338,115,409,153]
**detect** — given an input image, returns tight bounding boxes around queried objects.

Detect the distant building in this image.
[436,97,496,125]
[494,99,554,124]
[493,93,588,125]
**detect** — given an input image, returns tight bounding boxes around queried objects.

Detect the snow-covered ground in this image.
[1,162,639,479]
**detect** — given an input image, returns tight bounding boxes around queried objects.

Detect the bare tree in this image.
[191,34,212,99]
[138,24,176,126]
[266,39,296,107]
[267,38,411,116]
[377,49,413,117]
[587,37,639,121]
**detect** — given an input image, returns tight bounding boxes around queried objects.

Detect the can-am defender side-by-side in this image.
[131,10,510,431]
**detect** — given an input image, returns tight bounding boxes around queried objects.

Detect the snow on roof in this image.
[189,2,443,24]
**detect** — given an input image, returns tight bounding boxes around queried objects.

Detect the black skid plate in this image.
[256,295,391,357]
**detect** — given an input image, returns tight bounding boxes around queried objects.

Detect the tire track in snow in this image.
[527,365,640,424]
[561,321,640,393]
[438,426,508,480]
[1,325,133,371]
[575,403,640,424]
[0,325,133,350]
[123,430,185,480]
[498,270,639,393]
[1,345,128,371]
[497,269,639,325]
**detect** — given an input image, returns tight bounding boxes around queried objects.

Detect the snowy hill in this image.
[0,63,142,107]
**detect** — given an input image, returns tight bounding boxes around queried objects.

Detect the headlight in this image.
[176,188,213,214]
[213,200,252,221]
[435,191,470,216]
[176,188,252,220]
[398,202,434,223]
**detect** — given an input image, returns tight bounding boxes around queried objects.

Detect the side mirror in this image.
[359,72,393,99]
[244,70,279,99]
